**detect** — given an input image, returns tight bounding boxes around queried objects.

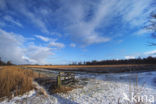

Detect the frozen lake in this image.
[1,71,156,104]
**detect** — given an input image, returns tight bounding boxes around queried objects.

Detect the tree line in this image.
[0,56,156,66]
[70,56,156,65]
[0,57,13,66]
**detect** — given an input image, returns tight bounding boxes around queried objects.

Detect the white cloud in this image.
[49,41,65,48]
[35,35,65,48]
[22,10,49,34]
[144,50,156,56]
[70,43,76,48]
[0,29,53,64]
[125,56,135,59]
[4,15,23,27]
[0,0,50,34]
[0,29,26,64]
[57,0,153,46]
[63,0,113,46]
[134,29,151,36]
[22,56,37,64]
[26,44,53,64]
[0,0,155,46]
[35,35,49,42]
[11,2,50,34]
[125,49,156,59]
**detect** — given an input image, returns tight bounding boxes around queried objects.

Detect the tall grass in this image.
[0,66,39,99]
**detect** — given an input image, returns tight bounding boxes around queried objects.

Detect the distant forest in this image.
[70,56,156,65]
[0,58,13,66]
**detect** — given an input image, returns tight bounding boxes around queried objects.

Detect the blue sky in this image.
[0,0,156,64]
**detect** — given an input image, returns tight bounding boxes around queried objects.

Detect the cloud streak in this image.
[0,0,155,46]
[4,15,23,27]
[49,41,65,48]
[35,35,49,42]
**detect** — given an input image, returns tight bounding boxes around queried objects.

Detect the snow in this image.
[57,72,156,104]
[0,90,36,104]
[1,71,156,104]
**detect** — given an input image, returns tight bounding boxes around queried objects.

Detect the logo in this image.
[120,92,155,103]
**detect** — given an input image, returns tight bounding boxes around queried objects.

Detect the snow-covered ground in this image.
[1,71,156,104]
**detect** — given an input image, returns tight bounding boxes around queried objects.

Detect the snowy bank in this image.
[0,71,156,104]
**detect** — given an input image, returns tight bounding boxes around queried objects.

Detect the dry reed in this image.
[0,66,39,99]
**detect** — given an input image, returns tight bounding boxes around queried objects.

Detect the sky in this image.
[0,0,156,65]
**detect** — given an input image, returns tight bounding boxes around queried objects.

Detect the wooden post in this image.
[57,72,61,88]
[39,71,40,78]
